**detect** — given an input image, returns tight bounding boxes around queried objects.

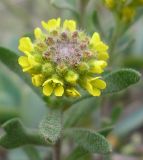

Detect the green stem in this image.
[53,139,61,160]
[109,18,121,57]
[79,0,89,28]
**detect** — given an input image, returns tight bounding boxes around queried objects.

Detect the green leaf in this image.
[63,98,99,128]
[97,126,114,137]
[65,128,112,154]
[0,118,49,149]
[50,0,78,14]
[103,68,141,94]
[65,147,90,160]
[0,107,19,124]
[39,109,62,143]
[0,47,42,98]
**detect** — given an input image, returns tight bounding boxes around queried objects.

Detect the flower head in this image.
[18,18,109,97]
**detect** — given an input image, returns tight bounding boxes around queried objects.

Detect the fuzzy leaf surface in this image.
[39,109,62,143]
[0,119,49,149]
[103,68,141,94]
[65,128,112,154]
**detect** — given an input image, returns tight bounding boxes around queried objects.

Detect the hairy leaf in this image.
[0,47,42,98]
[65,147,90,160]
[0,118,49,149]
[65,128,112,154]
[39,109,62,143]
[103,68,141,94]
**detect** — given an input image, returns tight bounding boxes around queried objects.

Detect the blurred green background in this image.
[0,0,143,160]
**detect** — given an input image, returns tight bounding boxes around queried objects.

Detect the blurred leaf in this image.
[103,69,141,94]
[65,128,112,154]
[63,98,99,128]
[98,126,114,137]
[0,107,19,124]
[50,0,78,14]
[23,146,42,160]
[0,71,21,106]
[0,118,49,149]
[123,56,143,69]
[39,109,62,143]
[65,147,90,160]
[92,10,104,37]
[111,106,122,123]
[114,107,143,136]
[0,47,42,98]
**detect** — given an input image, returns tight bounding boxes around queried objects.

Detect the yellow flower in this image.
[18,18,109,98]
[85,77,106,96]
[41,18,61,32]
[122,6,135,22]
[105,0,115,9]
[63,20,76,31]
[66,88,81,97]
[88,60,107,74]
[90,32,109,51]
[97,52,109,61]
[34,27,43,39]
[18,55,37,72]
[32,74,44,87]
[43,78,64,96]
[18,37,33,55]
[65,70,79,84]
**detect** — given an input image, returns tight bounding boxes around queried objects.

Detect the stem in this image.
[53,139,61,160]
[79,0,88,28]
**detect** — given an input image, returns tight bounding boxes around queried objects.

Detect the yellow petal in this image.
[54,85,64,96]
[43,78,63,86]
[28,55,38,66]
[18,37,33,53]
[52,78,63,85]
[32,74,44,87]
[18,56,29,67]
[91,88,101,96]
[34,27,43,39]
[90,32,101,45]
[41,21,48,30]
[88,60,107,74]
[41,18,61,32]
[97,52,109,61]
[95,42,109,52]
[92,79,106,89]
[63,20,76,31]
[43,83,53,96]
[66,88,81,97]
[43,79,52,86]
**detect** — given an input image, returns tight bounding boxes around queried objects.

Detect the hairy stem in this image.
[53,139,61,160]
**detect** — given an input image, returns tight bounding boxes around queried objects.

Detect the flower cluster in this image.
[18,18,109,97]
[104,0,143,23]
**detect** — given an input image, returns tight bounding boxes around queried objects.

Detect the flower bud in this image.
[32,74,44,87]
[88,60,107,74]
[65,70,79,84]
[78,62,89,72]
[42,63,54,76]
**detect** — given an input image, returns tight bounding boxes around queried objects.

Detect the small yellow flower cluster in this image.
[104,0,143,23]
[18,18,109,97]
